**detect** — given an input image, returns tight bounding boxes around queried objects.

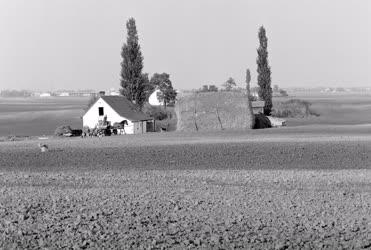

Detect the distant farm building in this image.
[148,89,164,106]
[58,92,70,97]
[251,101,265,114]
[109,90,120,96]
[107,88,120,96]
[39,92,51,97]
[83,95,154,134]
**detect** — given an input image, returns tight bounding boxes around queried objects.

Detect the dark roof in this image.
[100,95,152,121]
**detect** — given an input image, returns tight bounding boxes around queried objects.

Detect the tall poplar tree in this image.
[256,26,273,115]
[120,18,147,109]
[246,68,255,129]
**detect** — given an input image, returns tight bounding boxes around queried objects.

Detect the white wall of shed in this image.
[148,89,163,106]
[82,98,134,134]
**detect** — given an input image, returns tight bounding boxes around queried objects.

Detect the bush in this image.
[253,114,272,129]
[143,105,169,120]
[72,129,82,136]
[279,89,288,97]
[272,99,319,118]
[54,125,72,136]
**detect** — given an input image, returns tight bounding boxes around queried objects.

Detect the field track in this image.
[1,128,371,248]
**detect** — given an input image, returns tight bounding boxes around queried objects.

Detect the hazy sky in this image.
[1,0,370,91]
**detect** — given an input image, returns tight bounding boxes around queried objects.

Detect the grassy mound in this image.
[272,99,319,118]
[175,92,253,131]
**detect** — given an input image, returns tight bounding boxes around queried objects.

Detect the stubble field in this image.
[1,129,371,248]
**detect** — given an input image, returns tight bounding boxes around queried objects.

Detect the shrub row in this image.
[272,99,319,118]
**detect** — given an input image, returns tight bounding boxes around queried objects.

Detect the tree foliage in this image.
[257,26,273,115]
[120,18,148,109]
[0,90,31,97]
[150,73,177,108]
[223,77,237,91]
[246,69,251,87]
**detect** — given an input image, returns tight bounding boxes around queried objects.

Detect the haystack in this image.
[175,92,254,131]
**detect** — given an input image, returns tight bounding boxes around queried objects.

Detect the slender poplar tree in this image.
[120,18,147,109]
[256,26,273,115]
[246,68,255,129]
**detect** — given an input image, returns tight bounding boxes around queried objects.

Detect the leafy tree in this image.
[223,77,237,91]
[150,73,177,108]
[273,84,279,92]
[257,26,272,115]
[120,18,147,109]
[279,89,288,97]
[246,69,251,88]
[208,85,218,92]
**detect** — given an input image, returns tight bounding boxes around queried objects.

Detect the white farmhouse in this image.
[83,95,154,134]
[148,89,164,106]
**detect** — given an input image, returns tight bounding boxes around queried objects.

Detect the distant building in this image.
[59,92,70,97]
[109,91,120,96]
[250,89,259,99]
[251,101,265,114]
[39,92,51,97]
[83,95,154,134]
[148,89,164,106]
[107,88,120,96]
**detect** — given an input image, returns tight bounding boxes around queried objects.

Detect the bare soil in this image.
[1,129,371,248]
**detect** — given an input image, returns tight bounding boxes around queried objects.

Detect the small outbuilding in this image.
[83,95,154,134]
[251,101,265,114]
[148,89,164,106]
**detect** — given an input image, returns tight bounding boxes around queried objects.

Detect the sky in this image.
[0,0,370,91]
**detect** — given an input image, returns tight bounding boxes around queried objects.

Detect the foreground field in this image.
[1,129,371,248]
[1,170,371,249]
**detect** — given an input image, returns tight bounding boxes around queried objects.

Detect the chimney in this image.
[98,91,105,97]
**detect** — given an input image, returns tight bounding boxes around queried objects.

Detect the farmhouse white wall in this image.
[83,98,134,134]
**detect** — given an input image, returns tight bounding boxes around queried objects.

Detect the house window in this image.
[98,107,104,116]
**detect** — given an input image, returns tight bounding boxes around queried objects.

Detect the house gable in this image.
[82,96,153,134]
[83,97,126,129]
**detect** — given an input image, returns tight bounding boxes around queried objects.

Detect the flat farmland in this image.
[1,129,371,248]
[275,94,371,126]
[0,97,88,137]
[1,94,371,137]
[2,94,371,248]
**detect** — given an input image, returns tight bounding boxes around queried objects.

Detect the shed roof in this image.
[100,95,152,121]
[251,101,265,108]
